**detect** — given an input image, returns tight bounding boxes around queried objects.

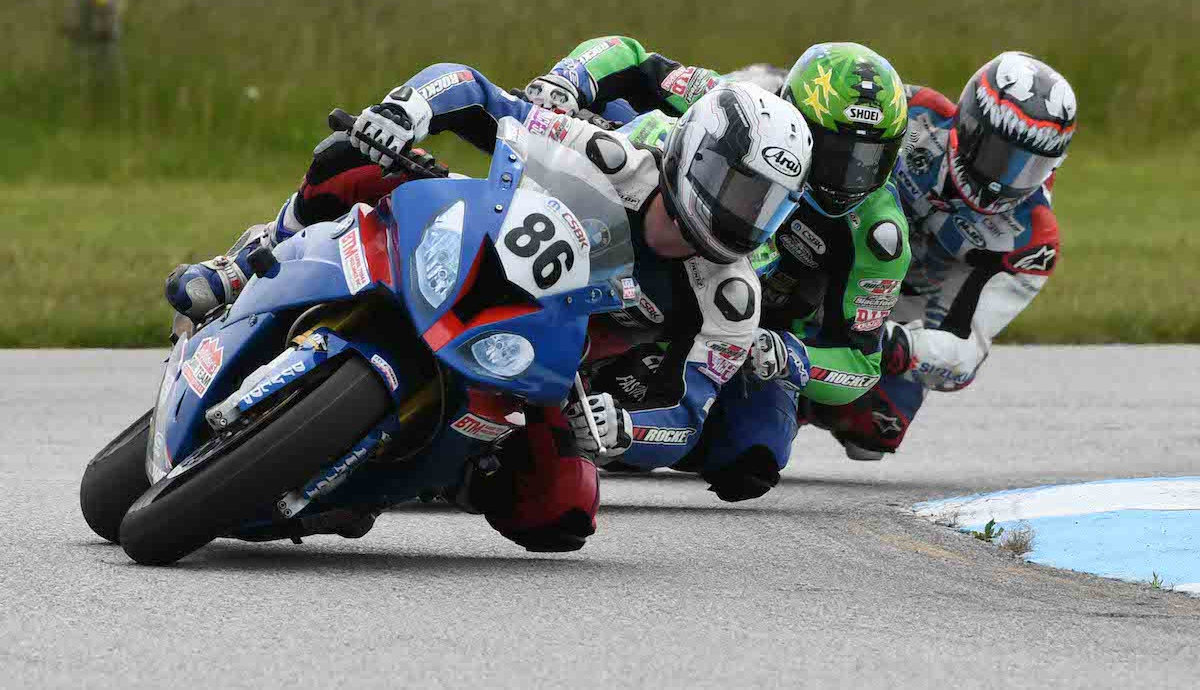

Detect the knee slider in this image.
[701,445,781,503]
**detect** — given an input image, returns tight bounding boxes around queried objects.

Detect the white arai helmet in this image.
[660,82,814,264]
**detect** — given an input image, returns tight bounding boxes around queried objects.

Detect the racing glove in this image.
[524,73,582,116]
[565,392,632,461]
[351,85,433,169]
[747,327,790,381]
[881,321,915,377]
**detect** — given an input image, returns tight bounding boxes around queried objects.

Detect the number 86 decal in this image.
[501,209,585,292]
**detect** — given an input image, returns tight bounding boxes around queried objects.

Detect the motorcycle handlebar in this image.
[327,108,448,181]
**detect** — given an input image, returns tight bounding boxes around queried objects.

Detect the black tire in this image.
[119,355,389,566]
[80,408,154,543]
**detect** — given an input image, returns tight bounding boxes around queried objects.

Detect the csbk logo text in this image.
[761,146,803,177]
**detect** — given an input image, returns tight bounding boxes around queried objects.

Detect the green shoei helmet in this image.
[782,43,907,217]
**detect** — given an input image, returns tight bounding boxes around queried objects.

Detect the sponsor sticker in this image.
[619,277,638,301]
[761,146,803,177]
[844,104,883,126]
[858,278,901,295]
[369,354,399,392]
[450,413,510,441]
[854,293,900,310]
[524,107,556,137]
[547,198,589,249]
[577,37,621,63]
[778,232,817,268]
[1009,244,1057,273]
[685,258,706,289]
[809,366,879,389]
[700,340,746,384]
[790,221,826,254]
[683,69,718,104]
[636,293,664,323]
[953,215,986,247]
[416,70,475,101]
[872,410,903,437]
[632,426,695,445]
[661,66,695,96]
[616,374,648,402]
[547,116,571,143]
[852,308,889,332]
[238,361,306,407]
[182,337,223,398]
[339,228,371,294]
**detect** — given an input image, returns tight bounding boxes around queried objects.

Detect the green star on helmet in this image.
[782,43,908,216]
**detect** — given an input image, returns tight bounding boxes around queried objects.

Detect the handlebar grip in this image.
[327,108,357,133]
[325,107,448,180]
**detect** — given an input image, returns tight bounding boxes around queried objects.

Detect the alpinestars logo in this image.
[632,426,695,445]
[416,70,475,101]
[1010,244,1057,273]
[809,366,878,389]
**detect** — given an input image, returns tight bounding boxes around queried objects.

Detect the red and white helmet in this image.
[660,83,813,264]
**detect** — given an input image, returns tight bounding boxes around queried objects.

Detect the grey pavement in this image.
[1,346,1199,688]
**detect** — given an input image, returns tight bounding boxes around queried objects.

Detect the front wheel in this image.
[80,408,154,543]
[119,355,390,565]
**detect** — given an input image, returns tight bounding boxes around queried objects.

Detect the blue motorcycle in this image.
[79,112,636,565]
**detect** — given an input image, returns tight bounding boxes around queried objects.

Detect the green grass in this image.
[1002,147,1200,343]
[8,143,1192,347]
[3,0,1197,182]
[2,0,1198,345]
[1,180,289,347]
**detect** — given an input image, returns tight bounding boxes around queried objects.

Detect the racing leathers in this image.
[810,85,1062,459]
[532,37,911,496]
[183,62,760,475]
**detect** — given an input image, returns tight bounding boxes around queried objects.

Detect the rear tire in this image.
[119,356,389,565]
[80,409,153,543]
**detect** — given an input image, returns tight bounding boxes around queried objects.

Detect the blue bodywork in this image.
[147,135,628,518]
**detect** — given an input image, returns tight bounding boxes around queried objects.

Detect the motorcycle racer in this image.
[808,52,1076,460]
[164,62,813,546]
[526,38,911,499]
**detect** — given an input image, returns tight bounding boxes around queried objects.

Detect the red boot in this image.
[473,406,599,552]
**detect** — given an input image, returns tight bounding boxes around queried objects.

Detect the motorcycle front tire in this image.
[119,355,389,566]
[80,408,154,543]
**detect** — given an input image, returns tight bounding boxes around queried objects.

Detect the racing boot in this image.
[841,440,885,462]
[460,408,598,552]
[164,222,275,321]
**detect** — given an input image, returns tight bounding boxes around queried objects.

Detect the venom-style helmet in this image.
[950,52,1077,214]
[782,43,908,217]
[661,83,813,264]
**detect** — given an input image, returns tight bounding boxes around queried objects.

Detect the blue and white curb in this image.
[914,477,1200,595]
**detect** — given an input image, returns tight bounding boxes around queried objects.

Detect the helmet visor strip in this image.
[807,125,900,195]
[686,143,798,256]
[960,128,1061,198]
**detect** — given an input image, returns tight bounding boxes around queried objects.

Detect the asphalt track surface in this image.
[3,346,1199,688]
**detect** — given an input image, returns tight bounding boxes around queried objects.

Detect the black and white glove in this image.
[747,327,790,381]
[524,74,582,116]
[566,392,633,460]
[351,86,433,169]
[881,321,915,376]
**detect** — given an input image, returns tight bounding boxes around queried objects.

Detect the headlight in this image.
[470,333,534,378]
[414,200,465,309]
